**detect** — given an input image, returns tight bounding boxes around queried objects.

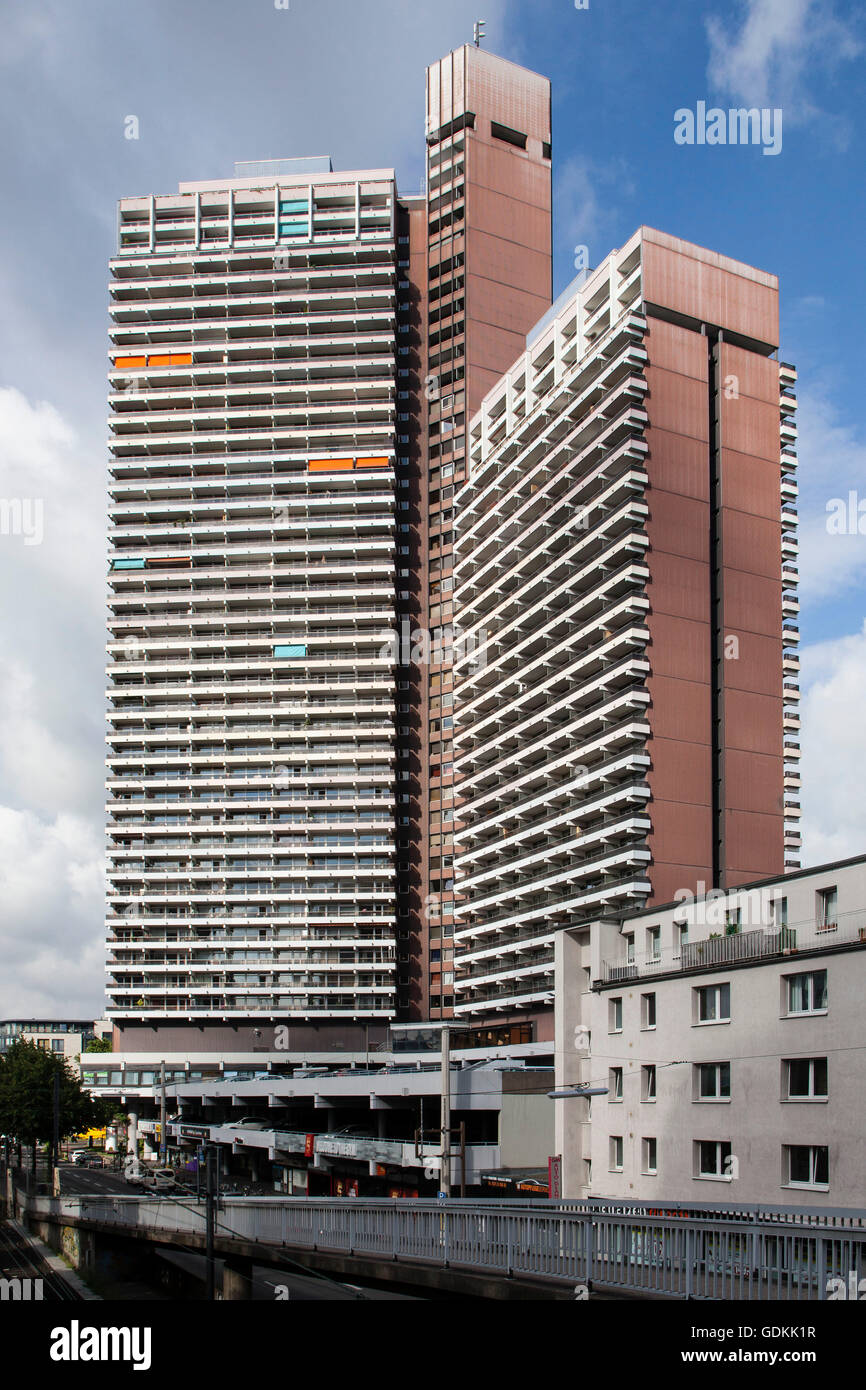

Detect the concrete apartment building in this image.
[407,48,552,1024]
[101,47,808,1216]
[0,1018,112,1073]
[452,227,800,1041]
[554,855,866,1207]
[103,45,553,1078]
[106,159,403,1062]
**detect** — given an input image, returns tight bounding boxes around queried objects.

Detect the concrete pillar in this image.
[221,1258,253,1301]
[554,927,592,1197]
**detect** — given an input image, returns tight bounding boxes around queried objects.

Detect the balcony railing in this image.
[601,909,866,984]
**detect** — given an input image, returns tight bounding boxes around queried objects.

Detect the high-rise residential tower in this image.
[404,46,552,1024]
[106,160,404,1057]
[452,228,800,1032]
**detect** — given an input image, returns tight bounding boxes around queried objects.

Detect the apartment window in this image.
[785,970,828,1016]
[642,1137,657,1175]
[770,896,788,928]
[51,1039,65,1053]
[609,1067,623,1100]
[609,997,623,1033]
[784,1057,828,1100]
[609,1136,624,1172]
[725,908,741,936]
[695,1140,732,1179]
[647,926,660,962]
[784,1144,829,1189]
[696,1062,731,1100]
[641,1065,656,1101]
[695,982,730,1024]
[817,887,838,932]
[676,923,688,955]
[625,934,635,964]
[641,992,656,1030]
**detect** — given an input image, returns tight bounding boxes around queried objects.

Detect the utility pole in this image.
[205,1145,217,1300]
[51,1070,60,1176]
[440,1025,451,1197]
[159,1061,167,1165]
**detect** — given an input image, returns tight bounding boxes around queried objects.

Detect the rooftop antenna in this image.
[474,20,486,47]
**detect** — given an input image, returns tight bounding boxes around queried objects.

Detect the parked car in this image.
[70,1150,90,1166]
[141,1167,178,1191]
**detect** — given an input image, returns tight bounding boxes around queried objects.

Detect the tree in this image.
[0,1042,105,1170]
[84,1037,113,1054]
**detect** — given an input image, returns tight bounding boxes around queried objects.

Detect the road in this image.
[57,1164,144,1196]
[155,1247,422,1300]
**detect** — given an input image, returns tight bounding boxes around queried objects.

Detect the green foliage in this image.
[84,1037,113,1054]
[0,1041,100,1145]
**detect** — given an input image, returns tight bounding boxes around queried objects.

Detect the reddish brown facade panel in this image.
[641,242,785,904]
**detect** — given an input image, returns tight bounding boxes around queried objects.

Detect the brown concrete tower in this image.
[394,45,553,1023]
[452,228,799,1033]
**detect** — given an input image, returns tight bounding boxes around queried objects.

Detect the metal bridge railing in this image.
[25,1194,866,1300]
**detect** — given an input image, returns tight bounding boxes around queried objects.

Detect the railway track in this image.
[0,1221,82,1301]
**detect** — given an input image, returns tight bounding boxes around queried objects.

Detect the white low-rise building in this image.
[554,854,866,1208]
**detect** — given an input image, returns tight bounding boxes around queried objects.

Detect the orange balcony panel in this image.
[114,356,146,369]
[311,459,351,473]
[355,456,390,469]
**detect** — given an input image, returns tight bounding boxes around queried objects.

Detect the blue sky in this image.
[0,0,863,1013]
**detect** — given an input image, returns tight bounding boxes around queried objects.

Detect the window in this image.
[641,992,656,1030]
[696,982,730,1023]
[610,1067,623,1100]
[647,926,660,962]
[784,1057,828,1100]
[641,1065,656,1101]
[642,1138,657,1175]
[676,923,689,955]
[785,970,827,1016]
[609,1136,623,1172]
[770,896,788,928]
[696,1062,731,1100]
[817,887,837,932]
[51,1039,65,1053]
[725,908,741,936]
[695,1140,732,1179]
[491,119,528,149]
[609,997,623,1032]
[785,1144,829,1189]
[625,934,635,963]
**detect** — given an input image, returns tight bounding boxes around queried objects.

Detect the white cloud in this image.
[554,155,636,281]
[706,0,861,133]
[0,808,105,1016]
[799,621,866,864]
[0,388,106,1016]
[0,387,105,819]
[793,383,866,607]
